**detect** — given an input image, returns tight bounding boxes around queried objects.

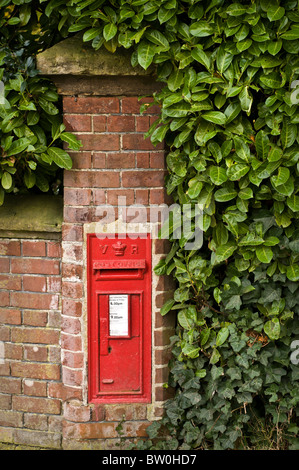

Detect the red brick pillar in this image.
[37,36,175,450]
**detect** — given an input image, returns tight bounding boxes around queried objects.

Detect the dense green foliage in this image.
[0,2,81,202]
[1,0,299,450]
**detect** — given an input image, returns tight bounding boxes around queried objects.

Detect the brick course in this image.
[0,85,175,449]
[0,239,62,448]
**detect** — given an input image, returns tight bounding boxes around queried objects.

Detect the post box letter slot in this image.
[93,260,146,280]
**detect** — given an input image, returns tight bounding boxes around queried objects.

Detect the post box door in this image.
[87,234,151,403]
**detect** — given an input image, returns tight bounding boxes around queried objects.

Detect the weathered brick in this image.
[122,133,162,151]
[64,114,92,132]
[0,394,11,410]
[135,115,150,132]
[106,189,134,206]
[0,325,10,341]
[63,96,119,114]
[47,276,62,293]
[47,242,62,258]
[11,258,60,275]
[63,421,118,440]
[61,316,81,335]
[62,350,84,369]
[23,345,48,362]
[62,299,82,318]
[4,342,22,360]
[0,258,9,273]
[62,224,83,242]
[150,188,173,205]
[24,413,48,431]
[107,115,135,132]
[92,153,106,169]
[22,241,46,257]
[122,170,165,188]
[64,170,120,188]
[11,362,60,380]
[13,395,61,414]
[23,379,47,397]
[121,97,160,115]
[62,367,83,387]
[63,401,91,422]
[11,327,59,345]
[0,274,22,291]
[10,292,59,310]
[0,241,21,256]
[0,308,21,325]
[92,188,106,205]
[0,410,23,427]
[67,151,92,169]
[0,292,9,307]
[106,152,135,169]
[78,134,119,151]
[136,152,150,168]
[23,275,47,293]
[93,115,107,132]
[13,428,61,449]
[0,377,22,394]
[154,328,173,347]
[64,188,92,206]
[62,264,83,282]
[135,189,149,205]
[61,333,82,351]
[48,382,82,401]
[150,152,166,169]
[23,310,48,327]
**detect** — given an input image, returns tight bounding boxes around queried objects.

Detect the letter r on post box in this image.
[87,234,152,403]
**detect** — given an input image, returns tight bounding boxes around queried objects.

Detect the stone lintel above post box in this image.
[36,34,161,96]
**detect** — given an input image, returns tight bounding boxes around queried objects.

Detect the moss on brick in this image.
[36,34,155,77]
[0,194,62,239]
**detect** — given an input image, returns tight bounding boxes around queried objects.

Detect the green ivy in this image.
[1,0,299,450]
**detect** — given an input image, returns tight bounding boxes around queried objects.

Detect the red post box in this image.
[87,234,152,403]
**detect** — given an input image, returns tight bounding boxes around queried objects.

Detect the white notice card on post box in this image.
[109,295,129,336]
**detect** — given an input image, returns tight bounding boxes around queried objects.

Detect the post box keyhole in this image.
[108,346,112,354]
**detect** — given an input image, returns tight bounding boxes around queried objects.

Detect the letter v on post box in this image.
[87,234,152,403]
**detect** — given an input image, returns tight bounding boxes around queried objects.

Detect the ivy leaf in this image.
[216,327,230,346]
[214,187,238,202]
[103,23,117,42]
[210,348,221,365]
[209,166,228,185]
[255,130,270,159]
[60,133,82,151]
[256,246,273,264]
[191,47,211,70]
[281,118,297,149]
[271,167,290,187]
[267,6,285,22]
[146,30,169,49]
[286,264,299,282]
[47,147,72,170]
[1,172,12,190]
[137,41,155,70]
[160,298,175,316]
[264,318,280,341]
[202,111,226,125]
[216,45,233,74]
[215,244,237,262]
[286,195,299,212]
[6,137,31,156]
[227,3,248,16]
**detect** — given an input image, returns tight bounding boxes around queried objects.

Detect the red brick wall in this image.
[60,93,175,449]
[0,239,62,448]
[0,91,176,450]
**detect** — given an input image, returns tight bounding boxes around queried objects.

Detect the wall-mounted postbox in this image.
[87,234,152,403]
